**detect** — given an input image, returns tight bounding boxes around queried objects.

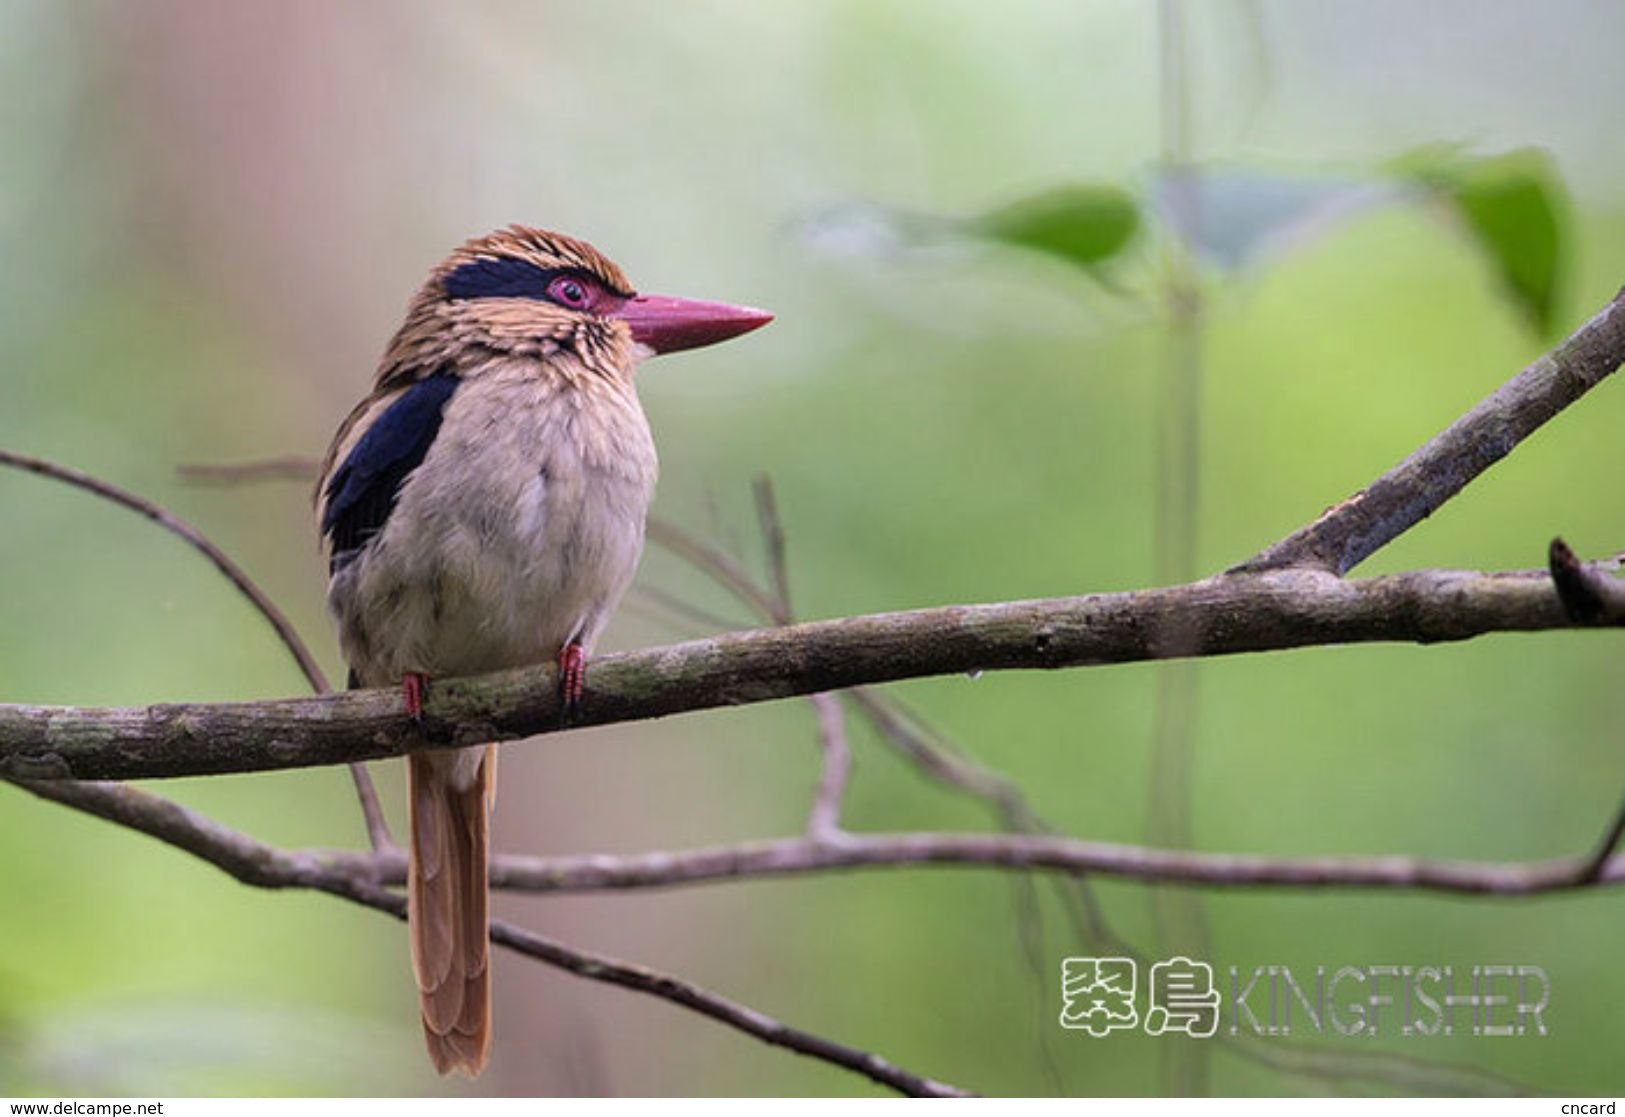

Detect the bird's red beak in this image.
[614,294,773,355]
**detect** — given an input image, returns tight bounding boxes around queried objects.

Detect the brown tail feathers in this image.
[408,745,495,1076]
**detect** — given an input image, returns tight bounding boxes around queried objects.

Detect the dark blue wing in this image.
[322,373,459,571]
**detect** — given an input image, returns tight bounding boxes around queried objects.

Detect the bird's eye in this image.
[548,276,591,309]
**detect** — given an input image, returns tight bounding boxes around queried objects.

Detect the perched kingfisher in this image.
[316,226,771,1076]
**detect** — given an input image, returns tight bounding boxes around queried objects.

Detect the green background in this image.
[1,0,1622,1097]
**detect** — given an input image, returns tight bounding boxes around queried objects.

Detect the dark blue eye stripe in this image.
[443,257,558,300]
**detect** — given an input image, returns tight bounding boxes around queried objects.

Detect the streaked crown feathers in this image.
[376,225,639,390]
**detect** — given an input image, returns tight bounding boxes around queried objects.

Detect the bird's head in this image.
[376,225,772,388]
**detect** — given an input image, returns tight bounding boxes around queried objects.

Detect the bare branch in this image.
[6,276,1622,1099]
[647,514,1046,846]
[347,768,395,852]
[480,913,971,1097]
[752,475,793,618]
[15,778,343,888]
[1223,1035,1546,1097]
[842,688,1125,953]
[1540,536,1625,884]
[4,561,1620,782]
[651,502,1112,1087]
[9,778,968,1097]
[646,516,783,623]
[19,774,1620,902]
[805,693,851,840]
[847,690,1027,814]
[0,448,395,851]
[0,449,328,690]
[473,833,1623,898]
[7,732,1600,1100]
[628,584,753,634]
[740,477,851,838]
[1576,790,1625,885]
[1235,288,1625,575]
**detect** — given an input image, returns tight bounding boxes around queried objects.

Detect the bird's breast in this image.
[332,367,658,683]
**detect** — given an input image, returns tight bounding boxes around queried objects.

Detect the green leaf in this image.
[1397,148,1568,337]
[1451,156,1566,336]
[970,185,1140,272]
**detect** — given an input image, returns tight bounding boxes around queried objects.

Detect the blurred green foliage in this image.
[1397,147,1569,336]
[972,185,1142,273]
[1,0,1624,1100]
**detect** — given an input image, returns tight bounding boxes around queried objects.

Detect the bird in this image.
[315,225,771,1076]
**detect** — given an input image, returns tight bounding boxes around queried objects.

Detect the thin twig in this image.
[1236,287,1625,575]
[1575,790,1625,884]
[4,275,1622,1097]
[1,449,328,689]
[347,766,394,852]
[847,690,1024,810]
[654,503,1092,1088]
[10,456,952,1092]
[805,693,851,840]
[10,778,968,1097]
[18,773,1623,903]
[744,479,851,838]
[651,513,1052,855]
[647,517,783,623]
[469,833,1624,897]
[629,584,752,635]
[1545,536,1625,884]
[1222,1035,1545,1097]
[22,767,1560,1099]
[0,448,394,851]
[480,915,970,1097]
[752,475,793,618]
[847,689,1122,954]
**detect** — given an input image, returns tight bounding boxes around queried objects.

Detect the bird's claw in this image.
[558,642,586,720]
[402,671,430,726]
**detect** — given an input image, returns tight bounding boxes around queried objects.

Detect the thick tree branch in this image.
[4,562,1620,782]
[1235,287,1625,574]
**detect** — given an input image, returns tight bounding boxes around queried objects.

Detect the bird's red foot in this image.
[402,672,430,725]
[558,642,586,718]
